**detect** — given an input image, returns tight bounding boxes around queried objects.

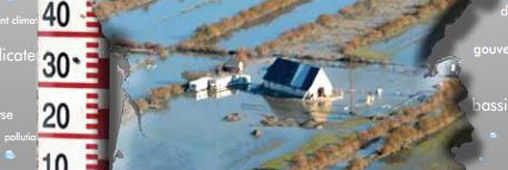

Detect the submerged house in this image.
[262,58,333,100]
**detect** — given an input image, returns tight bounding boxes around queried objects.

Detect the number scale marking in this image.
[38,0,109,170]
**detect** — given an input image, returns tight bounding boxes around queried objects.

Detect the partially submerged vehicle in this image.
[188,74,251,92]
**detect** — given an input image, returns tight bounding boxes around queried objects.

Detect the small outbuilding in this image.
[426,56,461,78]
[436,56,461,77]
[222,55,246,73]
[262,58,333,100]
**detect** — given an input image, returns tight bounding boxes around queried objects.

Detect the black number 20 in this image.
[42,103,70,129]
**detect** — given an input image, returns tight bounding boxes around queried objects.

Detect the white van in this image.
[188,77,212,92]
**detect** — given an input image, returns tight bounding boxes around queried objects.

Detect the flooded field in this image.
[114,52,460,170]
[219,0,357,49]
[100,0,471,169]
[102,0,265,44]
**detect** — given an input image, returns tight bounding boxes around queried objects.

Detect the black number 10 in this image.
[43,153,68,170]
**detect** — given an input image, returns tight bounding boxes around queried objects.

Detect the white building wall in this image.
[188,77,212,92]
[306,69,334,99]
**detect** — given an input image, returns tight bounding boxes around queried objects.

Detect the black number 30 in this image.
[43,52,70,78]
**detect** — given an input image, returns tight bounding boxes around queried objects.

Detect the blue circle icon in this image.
[4,150,16,160]
[489,131,498,139]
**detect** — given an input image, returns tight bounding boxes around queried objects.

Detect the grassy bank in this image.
[261,133,348,169]
[93,0,158,20]
[342,0,461,54]
[181,0,312,47]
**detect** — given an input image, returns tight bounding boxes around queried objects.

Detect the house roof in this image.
[436,56,461,64]
[224,57,242,68]
[263,58,320,90]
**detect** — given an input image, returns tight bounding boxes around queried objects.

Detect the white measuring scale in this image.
[37,0,109,169]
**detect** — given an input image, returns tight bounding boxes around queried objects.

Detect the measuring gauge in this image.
[38,0,109,170]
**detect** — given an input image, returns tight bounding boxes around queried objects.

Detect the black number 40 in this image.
[43,1,70,27]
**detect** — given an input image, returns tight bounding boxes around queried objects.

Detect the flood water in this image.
[102,0,264,45]
[106,0,462,169]
[116,53,441,170]
[370,24,435,67]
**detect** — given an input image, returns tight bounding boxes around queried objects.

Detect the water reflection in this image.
[264,96,334,124]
